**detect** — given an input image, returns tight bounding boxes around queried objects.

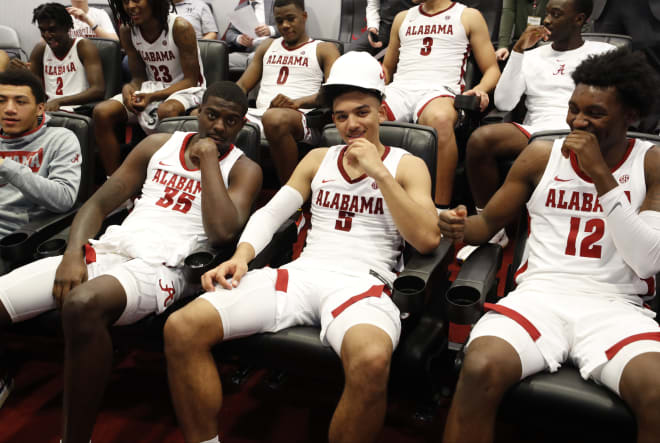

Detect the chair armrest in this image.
[482,108,515,125]
[393,237,454,320]
[453,95,481,112]
[445,244,502,334]
[0,206,80,270]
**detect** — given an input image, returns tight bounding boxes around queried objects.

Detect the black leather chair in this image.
[448,130,660,442]
[0,25,28,61]
[338,0,368,47]
[89,37,123,100]
[198,39,229,86]
[220,122,454,404]
[0,112,94,273]
[463,0,502,43]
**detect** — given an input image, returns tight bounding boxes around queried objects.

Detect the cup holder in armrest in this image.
[183,250,215,284]
[445,285,484,349]
[392,275,426,319]
[0,231,31,263]
[35,238,67,259]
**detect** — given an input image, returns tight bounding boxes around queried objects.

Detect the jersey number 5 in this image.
[420,37,433,56]
[156,186,195,214]
[335,211,355,232]
[565,217,604,259]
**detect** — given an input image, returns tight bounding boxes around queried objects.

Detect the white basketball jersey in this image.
[256,38,323,111]
[517,138,655,298]
[91,131,243,266]
[393,2,470,92]
[42,38,89,108]
[300,145,407,282]
[521,41,615,130]
[131,14,206,87]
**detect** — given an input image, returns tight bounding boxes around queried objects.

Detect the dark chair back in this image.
[582,32,633,49]
[88,37,123,99]
[321,122,438,197]
[462,0,502,43]
[338,0,367,45]
[198,39,229,86]
[155,116,260,163]
[0,25,28,61]
[46,112,95,203]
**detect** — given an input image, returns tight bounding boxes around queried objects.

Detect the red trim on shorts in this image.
[84,244,96,264]
[416,95,454,120]
[275,269,289,292]
[644,276,655,296]
[605,332,660,360]
[331,284,385,318]
[484,302,541,341]
[511,122,531,139]
[570,138,634,183]
[449,322,472,344]
[383,100,396,121]
[513,260,528,284]
[419,2,456,17]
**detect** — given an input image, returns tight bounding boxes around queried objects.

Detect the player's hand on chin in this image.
[52,252,89,308]
[561,129,608,179]
[189,137,218,167]
[201,258,248,292]
[346,137,386,178]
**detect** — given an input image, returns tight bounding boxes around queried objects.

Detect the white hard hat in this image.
[322,51,386,95]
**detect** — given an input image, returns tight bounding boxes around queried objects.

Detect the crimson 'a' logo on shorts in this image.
[159,279,176,307]
[619,174,630,184]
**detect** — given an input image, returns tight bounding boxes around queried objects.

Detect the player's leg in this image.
[617,351,660,443]
[60,274,127,443]
[417,97,459,206]
[466,123,530,208]
[157,99,185,121]
[164,267,285,442]
[262,107,306,184]
[443,310,548,443]
[92,98,128,175]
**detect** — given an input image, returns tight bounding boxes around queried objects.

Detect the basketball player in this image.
[440,48,660,443]
[10,3,105,113]
[382,0,500,206]
[459,0,613,260]
[164,51,441,443]
[237,0,340,184]
[0,81,262,443]
[93,0,206,175]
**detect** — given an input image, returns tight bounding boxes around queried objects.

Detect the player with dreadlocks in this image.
[94,0,206,176]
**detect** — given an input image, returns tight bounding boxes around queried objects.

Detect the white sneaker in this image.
[456,229,509,263]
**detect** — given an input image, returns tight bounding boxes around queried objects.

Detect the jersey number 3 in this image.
[565,217,604,259]
[420,37,433,56]
[156,186,195,214]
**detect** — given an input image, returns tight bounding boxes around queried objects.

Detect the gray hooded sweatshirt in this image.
[0,113,81,238]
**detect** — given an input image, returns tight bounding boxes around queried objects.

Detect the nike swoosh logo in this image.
[554,176,571,182]
[322,179,335,183]
[607,201,622,216]
[159,161,172,166]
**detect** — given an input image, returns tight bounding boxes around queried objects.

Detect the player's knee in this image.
[466,126,494,162]
[157,101,184,120]
[163,309,211,357]
[61,288,106,339]
[423,111,455,139]
[460,346,514,393]
[262,109,291,137]
[344,343,392,389]
[93,100,119,127]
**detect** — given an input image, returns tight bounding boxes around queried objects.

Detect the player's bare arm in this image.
[120,25,147,114]
[641,146,660,213]
[28,42,46,80]
[439,140,551,243]
[382,10,407,84]
[463,8,500,110]
[53,133,171,304]
[202,148,326,291]
[191,138,263,246]
[236,38,274,93]
[46,39,105,111]
[142,17,202,103]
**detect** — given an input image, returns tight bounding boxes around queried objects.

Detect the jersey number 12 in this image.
[565,217,604,259]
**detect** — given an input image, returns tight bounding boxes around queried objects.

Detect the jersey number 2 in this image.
[156,186,195,214]
[334,211,354,232]
[565,217,604,258]
[420,37,433,56]
[55,77,63,95]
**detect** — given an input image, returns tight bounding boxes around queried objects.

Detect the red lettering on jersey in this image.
[360,196,374,214]
[340,194,350,211]
[553,64,566,76]
[581,192,593,212]
[593,197,603,212]
[405,23,453,37]
[153,169,162,182]
[159,171,169,184]
[166,175,177,188]
[315,189,324,206]
[330,194,340,210]
[556,190,568,209]
[624,190,631,203]
[183,179,194,194]
[322,190,331,207]
[68,62,76,72]
[545,188,556,208]
[567,191,580,211]
[348,195,359,213]
[0,148,44,172]
[175,176,186,190]
[193,181,202,195]
[374,198,384,215]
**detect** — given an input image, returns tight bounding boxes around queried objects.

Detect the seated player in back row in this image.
[0,81,262,443]
[237,0,340,184]
[11,3,105,114]
[440,48,660,443]
[459,0,613,260]
[383,0,500,207]
[94,0,206,176]
[163,52,441,443]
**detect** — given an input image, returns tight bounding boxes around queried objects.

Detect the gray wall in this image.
[4,0,341,54]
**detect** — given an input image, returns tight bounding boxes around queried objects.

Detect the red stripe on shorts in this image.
[275,269,289,293]
[511,122,531,139]
[84,244,96,264]
[484,302,541,341]
[605,331,660,360]
[416,95,454,119]
[332,284,385,318]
